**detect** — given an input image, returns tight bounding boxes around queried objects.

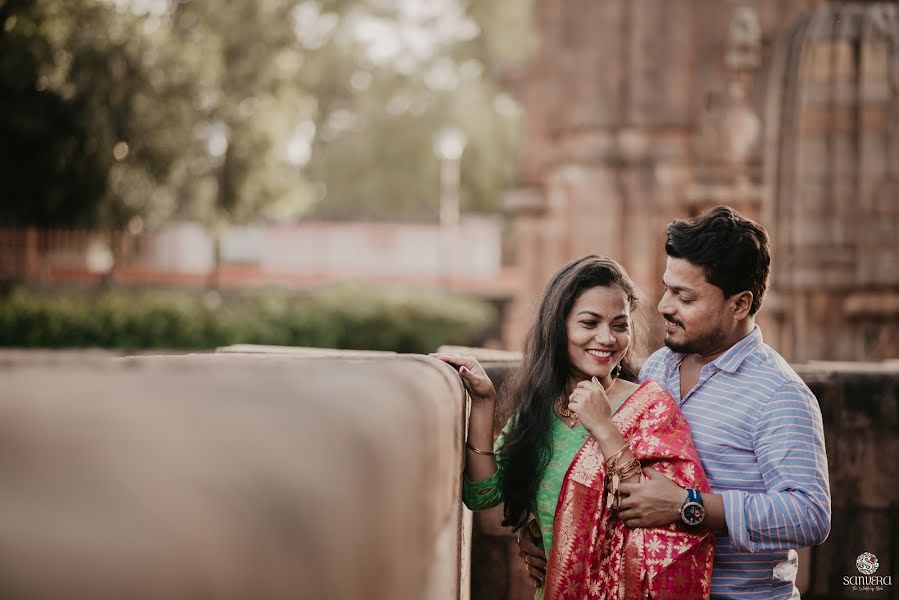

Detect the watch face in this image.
[681,501,705,526]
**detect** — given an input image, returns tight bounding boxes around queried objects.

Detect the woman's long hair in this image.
[499,255,642,531]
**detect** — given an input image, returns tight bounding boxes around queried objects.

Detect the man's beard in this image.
[664,323,728,355]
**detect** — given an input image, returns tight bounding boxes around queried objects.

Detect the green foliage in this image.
[0,0,530,228]
[302,1,528,221]
[0,0,108,226]
[0,286,497,352]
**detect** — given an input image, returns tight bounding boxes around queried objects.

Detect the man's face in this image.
[657,257,731,355]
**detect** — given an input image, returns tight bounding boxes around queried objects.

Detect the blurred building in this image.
[0,218,516,300]
[502,0,899,362]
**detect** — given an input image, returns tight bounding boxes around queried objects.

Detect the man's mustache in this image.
[664,315,685,329]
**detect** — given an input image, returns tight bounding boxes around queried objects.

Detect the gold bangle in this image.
[466,442,496,455]
[610,459,642,483]
[614,457,641,475]
[604,444,628,468]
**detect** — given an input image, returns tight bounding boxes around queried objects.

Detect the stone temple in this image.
[501,0,899,363]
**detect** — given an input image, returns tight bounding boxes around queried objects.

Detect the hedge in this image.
[0,286,498,353]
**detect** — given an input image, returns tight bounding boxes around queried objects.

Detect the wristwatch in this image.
[680,488,705,527]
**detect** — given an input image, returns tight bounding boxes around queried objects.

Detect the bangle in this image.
[466,442,496,455]
[615,457,642,480]
[604,451,642,513]
[604,443,628,468]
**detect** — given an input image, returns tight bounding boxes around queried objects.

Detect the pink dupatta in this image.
[545,380,714,600]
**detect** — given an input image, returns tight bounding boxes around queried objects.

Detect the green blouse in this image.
[463,394,630,599]
[462,416,593,569]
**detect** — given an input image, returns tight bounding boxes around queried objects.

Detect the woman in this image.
[433,256,714,599]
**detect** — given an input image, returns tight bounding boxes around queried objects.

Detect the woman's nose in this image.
[594,326,615,343]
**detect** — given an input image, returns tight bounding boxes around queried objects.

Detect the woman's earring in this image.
[614,363,622,378]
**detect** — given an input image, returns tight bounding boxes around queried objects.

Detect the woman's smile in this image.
[586,349,614,363]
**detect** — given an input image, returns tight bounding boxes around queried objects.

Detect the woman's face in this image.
[565,285,631,387]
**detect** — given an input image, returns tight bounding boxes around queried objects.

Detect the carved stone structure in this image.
[763,3,899,360]
[503,1,899,362]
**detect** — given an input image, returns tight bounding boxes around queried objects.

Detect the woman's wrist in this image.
[588,418,619,442]
[470,394,497,409]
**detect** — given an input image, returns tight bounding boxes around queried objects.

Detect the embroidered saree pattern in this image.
[544,380,714,600]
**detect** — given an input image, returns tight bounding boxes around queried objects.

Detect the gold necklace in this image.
[556,378,618,426]
[556,396,577,421]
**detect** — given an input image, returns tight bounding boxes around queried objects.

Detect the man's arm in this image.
[617,382,831,551]
[718,382,831,551]
[517,518,546,588]
[616,468,729,531]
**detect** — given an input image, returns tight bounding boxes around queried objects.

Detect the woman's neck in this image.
[566,374,615,394]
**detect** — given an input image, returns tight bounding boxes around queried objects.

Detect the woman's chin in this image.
[581,366,612,381]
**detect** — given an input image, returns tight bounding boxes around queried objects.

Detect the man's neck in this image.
[690,320,755,367]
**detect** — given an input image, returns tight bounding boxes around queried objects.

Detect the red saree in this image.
[544,380,714,600]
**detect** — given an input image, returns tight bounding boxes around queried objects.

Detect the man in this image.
[517,206,831,599]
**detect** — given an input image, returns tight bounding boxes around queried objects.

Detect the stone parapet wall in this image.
[0,350,470,600]
[796,361,899,599]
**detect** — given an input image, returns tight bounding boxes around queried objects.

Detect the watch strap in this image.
[686,488,701,505]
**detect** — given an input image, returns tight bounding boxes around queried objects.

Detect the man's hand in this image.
[516,518,546,588]
[616,467,688,528]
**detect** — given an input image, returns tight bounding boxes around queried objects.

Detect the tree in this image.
[301,0,529,220]
[0,0,202,228]
[0,0,107,226]
[0,0,531,228]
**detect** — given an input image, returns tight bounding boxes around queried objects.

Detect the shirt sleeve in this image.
[721,382,832,552]
[638,349,665,384]
[461,418,512,511]
[638,362,650,383]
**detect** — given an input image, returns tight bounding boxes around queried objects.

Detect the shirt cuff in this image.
[721,489,752,552]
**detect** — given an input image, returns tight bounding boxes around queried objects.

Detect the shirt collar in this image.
[710,325,763,373]
[663,325,763,374]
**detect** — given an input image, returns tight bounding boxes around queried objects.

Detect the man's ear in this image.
[731,291,753,320]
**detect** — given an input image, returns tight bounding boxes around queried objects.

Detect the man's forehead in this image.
[664,257,709,287]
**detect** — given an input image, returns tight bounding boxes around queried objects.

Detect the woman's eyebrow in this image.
[576,311,628,319]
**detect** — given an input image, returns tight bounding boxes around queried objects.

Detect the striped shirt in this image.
[640,326,831,599]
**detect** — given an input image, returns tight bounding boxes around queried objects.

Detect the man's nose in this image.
[657,290,674,316]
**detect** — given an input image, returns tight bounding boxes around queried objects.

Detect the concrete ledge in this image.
[0,351,469,600]
[216,344,396,356]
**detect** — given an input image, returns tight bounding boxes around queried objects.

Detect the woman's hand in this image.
[429,353,497,405]
[567,377,615,436]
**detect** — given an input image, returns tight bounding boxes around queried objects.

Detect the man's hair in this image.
[665,206,770,315]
